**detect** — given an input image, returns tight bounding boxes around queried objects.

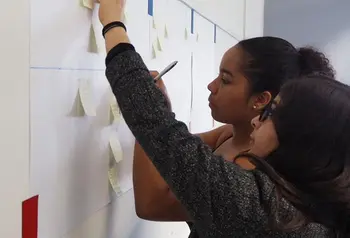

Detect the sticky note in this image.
[88,24,98,53]
[109,132,123,163]
[81,0,94,9]
[109,96,121,124]
[196,33,199,42]
[108,164,121,193]
[152,18,156,29]
[184,28,188,40]
[164,25,169,38]
[156,37,162,51]
[123,12,127,24]
[151,44,157,59]
[78,78,96,116]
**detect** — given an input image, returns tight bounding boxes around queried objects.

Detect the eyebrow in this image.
[220,68,233,76]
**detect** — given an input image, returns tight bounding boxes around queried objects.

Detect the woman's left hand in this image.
[96,0,125,26]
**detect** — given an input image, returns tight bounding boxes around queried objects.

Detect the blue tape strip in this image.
[214,24,217,43]
[191,9,194,34]
[148,0,153,16]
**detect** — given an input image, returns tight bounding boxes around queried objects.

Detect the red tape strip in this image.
[22,195,38,238]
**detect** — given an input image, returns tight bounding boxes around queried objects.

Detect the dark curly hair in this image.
[237,37,335,97]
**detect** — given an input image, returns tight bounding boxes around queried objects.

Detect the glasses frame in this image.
[258,95,280,122]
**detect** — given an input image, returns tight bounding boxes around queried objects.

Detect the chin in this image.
[211,112,220,121]
[211,114,226,124]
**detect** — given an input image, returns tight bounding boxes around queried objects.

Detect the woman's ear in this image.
[254,91,272,110]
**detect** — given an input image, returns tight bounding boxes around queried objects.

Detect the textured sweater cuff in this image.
[105,43,136,66]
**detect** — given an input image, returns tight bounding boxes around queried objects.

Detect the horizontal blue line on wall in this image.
[30,66,105,71]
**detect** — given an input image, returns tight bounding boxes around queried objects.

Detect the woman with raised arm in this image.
[98,1,350,237]
[132,5,335,235]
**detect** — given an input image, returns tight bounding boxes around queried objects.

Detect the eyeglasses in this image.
[258,95,280,122]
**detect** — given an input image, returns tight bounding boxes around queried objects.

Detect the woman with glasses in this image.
[98,0,350,236]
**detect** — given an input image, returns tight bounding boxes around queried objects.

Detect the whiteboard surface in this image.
[28,0,256,237]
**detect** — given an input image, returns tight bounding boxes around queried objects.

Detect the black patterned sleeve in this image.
[105,44,268,236]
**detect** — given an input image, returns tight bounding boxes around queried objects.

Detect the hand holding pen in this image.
[150,61,178,110]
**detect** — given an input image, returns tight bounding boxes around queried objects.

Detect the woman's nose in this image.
[251,116,260,129]
[207,79,217,93]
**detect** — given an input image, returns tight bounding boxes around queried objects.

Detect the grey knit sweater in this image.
[105,45,334,237]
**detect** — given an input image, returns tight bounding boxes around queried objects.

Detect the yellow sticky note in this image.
[108,164,121,193]
[156,37,162,51]
[109,132,123,163]
[109,96,121,124]
[151,44,157,59]
[81,0,94,9]
[88,24,98,53]
[164,25,169,38]
[78,78,96,116]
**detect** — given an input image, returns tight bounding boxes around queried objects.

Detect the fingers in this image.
[150,71,159,78]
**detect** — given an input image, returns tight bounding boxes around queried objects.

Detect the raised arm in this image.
[133,124,232,221]
[104,41,268,235]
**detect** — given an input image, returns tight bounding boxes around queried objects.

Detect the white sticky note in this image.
[164,25,169,38]
[109,132,123,163]
[123,12,127,24]
[88,24,98,53]
[108,164,121,193]
[78,78,96,116]
[196,33,199,42]
[151,44,157,59]
[152,18,156,29]
[156,37,162,51]
[184,28,188,40]
[81,0,94,9]
[109,96,121,124]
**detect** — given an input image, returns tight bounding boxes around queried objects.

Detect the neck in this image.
[231,122,252,149]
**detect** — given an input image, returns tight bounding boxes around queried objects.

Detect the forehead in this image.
[220,46,243,72]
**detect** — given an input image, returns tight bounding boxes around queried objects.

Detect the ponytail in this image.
[298,47,335,78]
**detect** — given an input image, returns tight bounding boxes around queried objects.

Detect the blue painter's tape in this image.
[214,24,217,43]
[148,0,153,16]
[191,9,194,34]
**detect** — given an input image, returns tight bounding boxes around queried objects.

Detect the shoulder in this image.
[250,171,332,237]
[214,125,234,148]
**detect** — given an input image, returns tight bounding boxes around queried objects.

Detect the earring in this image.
[253,105,257,109]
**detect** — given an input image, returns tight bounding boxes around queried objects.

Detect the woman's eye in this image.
[221,77,230,84]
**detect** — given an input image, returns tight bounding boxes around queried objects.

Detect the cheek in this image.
[260,121,278,141]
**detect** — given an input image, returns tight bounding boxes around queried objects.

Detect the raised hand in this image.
[97,0,125,26]
[150,71,172,111]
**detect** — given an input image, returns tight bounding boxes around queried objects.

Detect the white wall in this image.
[182,0,265,39]
[244,0,264,38]
[0,0,30,237]
[264,0,350,83]
[182,0,245,39]
[0,0,264,237]
[66,1,264,238]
